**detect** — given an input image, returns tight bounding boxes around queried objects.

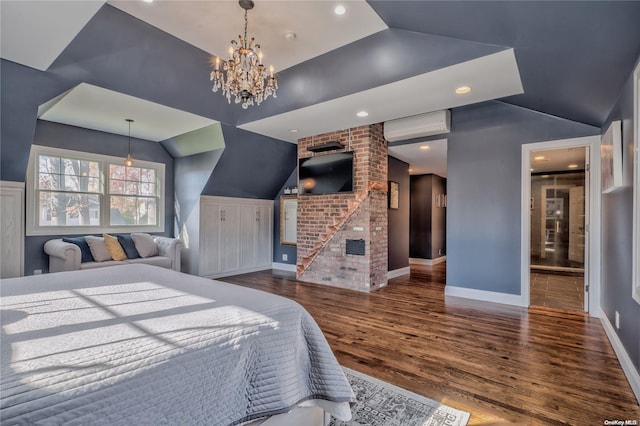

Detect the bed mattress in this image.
[0,264,353,425]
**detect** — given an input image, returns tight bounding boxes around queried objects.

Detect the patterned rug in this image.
[330,367,470,426]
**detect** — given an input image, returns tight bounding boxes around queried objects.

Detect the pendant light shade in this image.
[125,119,134,167]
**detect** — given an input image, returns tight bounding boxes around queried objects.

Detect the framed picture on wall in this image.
[601,120,623,193]
[388,181,399,209]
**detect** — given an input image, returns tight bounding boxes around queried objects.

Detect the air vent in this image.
[384,110,450,142]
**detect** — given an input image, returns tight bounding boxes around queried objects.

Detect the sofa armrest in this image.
[44,239,81,273]
[153,236,185,272]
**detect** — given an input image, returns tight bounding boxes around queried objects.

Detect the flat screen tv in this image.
[298,152,353,195]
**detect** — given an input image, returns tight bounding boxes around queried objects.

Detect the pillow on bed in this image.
[131,233,159,258]
[62,237,95,263]
[117,235,140,259]
[103,234,127,261]
[85,236,112,262]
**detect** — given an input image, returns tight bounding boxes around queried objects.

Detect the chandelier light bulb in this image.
[210,0,278,109]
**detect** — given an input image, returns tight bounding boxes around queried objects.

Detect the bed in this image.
[0,264,354,425]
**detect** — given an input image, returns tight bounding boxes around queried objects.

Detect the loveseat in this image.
[44,233,184,273]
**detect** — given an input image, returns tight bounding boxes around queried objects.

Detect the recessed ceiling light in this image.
[530,168,534,172]
[334,5,346,15]
[542,175,550,178]
[289,129,299,133]
[534,155,545,161]
[568,164,578,169]
[419,145,430,150]
[455,85,472,94]
[284,32,296,41]
[356,111,368,118]
[409,167,414,172]
[143,0,153,3]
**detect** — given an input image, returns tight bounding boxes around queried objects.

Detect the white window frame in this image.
[26,145,165,236]
[633,61,640,304]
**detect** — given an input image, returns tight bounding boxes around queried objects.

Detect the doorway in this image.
[529,153,586,311]
[521,136,601,317]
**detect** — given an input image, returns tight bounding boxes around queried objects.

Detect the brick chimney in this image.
[296,124,388,292]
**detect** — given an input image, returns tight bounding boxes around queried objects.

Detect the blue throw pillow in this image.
[62,237,95,263]
[117,235,140,259]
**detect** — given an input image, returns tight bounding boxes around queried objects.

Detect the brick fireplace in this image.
[296,124,388,292]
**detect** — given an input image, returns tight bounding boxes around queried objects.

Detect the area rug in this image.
[330,367,470,426]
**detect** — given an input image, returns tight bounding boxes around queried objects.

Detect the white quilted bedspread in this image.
[0,264,353,425]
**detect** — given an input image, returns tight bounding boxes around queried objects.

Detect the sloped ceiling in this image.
[1,1,639,175]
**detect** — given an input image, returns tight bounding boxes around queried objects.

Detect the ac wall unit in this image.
[383,110,451,142]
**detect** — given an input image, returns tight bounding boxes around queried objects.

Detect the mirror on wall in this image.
[280,196,297,246]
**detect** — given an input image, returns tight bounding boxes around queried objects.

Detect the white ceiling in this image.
[389,139,448,177]
[38,83,218,142]
[0,0,105,71]
[108,0,388,72]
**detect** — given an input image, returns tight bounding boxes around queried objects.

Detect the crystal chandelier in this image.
[210,0,277,109]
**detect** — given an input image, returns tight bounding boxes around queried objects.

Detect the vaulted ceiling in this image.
[2,1,639,148]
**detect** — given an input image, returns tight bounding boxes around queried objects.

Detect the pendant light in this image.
[125,118,134,167]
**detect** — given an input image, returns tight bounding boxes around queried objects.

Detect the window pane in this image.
[141,168,156,183]
[139,197,157,225]
[64,175,80,191]
[110,196,157,225]
[63,158,81,176]
[110,196,136,225]
[110,180,125,194]
[38,173,60,190]
[126,167,141,181]
[125,182,139,195]
[86,177,100,193]
[110,164,126,180]
[39,156,61,174]
[39,192,100,227]
[140,183,156,196]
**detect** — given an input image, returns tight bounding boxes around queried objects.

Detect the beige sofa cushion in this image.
[131,233,159,258]
[126,256,171,269]
[80,260,128,270]
[85,236,112,262]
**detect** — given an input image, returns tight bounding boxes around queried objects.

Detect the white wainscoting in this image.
[1,181,25,278]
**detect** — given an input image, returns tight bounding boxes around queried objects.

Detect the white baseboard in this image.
[600,308,640,404]
[387,266,410,279]
[272,262,296,272]
[445,285,528,307]
[409,256,446,265]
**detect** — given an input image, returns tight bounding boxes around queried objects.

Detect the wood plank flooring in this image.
[221,264,640,425]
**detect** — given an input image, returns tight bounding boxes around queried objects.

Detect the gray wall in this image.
[388,156,410,271]
[447,101,598,294]
[201,124,296,199]
[24,121,175,274]
[600,58,640,373]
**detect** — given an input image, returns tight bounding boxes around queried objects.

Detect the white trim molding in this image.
[600,309,640,404]
[272,262,296,272]
[410,256,446,266]
[387,266,410,279]
[521,136,601,316]
[445,285,528,307]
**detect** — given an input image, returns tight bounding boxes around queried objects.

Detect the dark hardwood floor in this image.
[221,264,640,425]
